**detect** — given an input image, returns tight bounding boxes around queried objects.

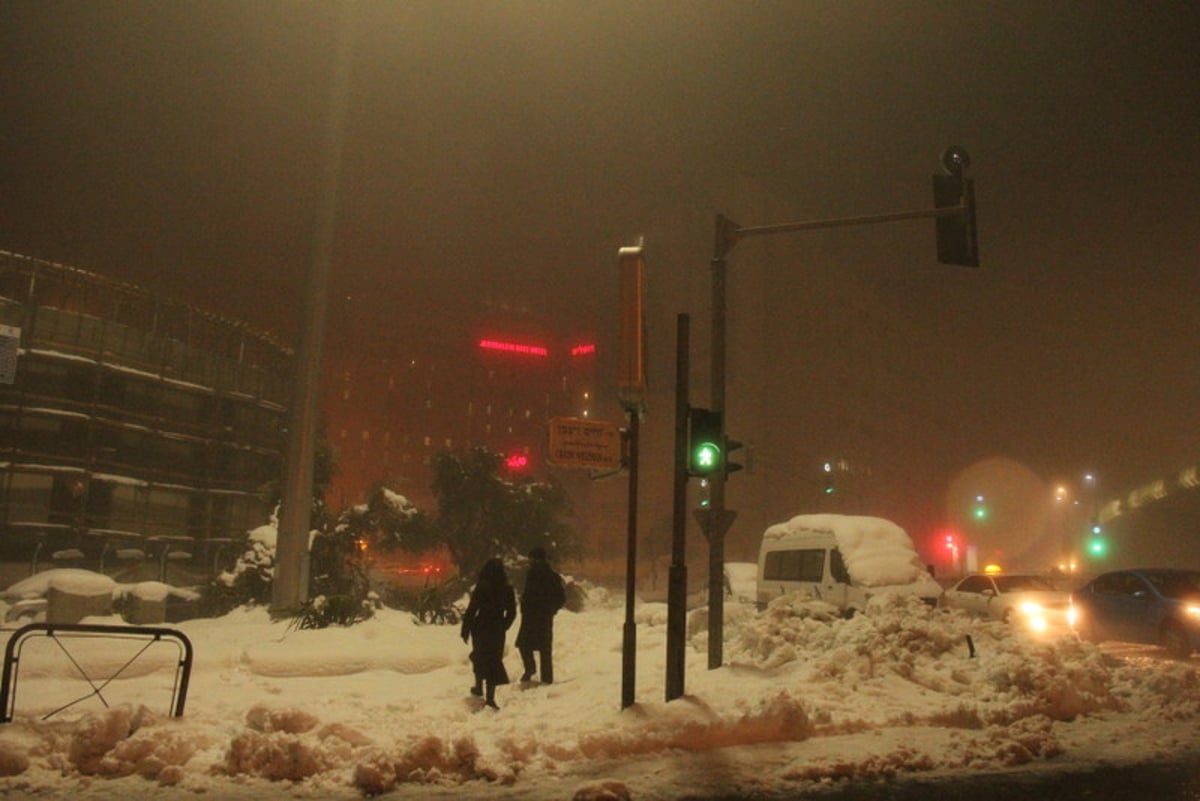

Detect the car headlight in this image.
[1019,601,1045,616]
[1187,605,1200,618]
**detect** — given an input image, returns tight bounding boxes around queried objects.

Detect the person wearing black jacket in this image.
[515,547,566,684]
[460,557,516,709]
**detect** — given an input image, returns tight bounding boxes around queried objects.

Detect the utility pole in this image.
[666,314,690,701]
[272,1,357,612]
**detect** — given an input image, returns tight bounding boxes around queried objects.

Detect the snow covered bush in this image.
[198,524,276,617]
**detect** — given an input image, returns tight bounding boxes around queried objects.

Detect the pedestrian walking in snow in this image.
[460,557,516,709]
[516,547,566,684]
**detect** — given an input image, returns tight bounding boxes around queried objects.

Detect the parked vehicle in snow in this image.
[756,514,941,616]
[1070,568,1200,658]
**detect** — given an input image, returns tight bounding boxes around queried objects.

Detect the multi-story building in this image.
[0,251,291,588]
[321,300,607,514]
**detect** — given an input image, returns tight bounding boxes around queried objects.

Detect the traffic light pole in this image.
[706,228,733,671]
[703,149,976,669]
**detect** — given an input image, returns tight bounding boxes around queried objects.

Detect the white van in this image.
[756,513,941,615]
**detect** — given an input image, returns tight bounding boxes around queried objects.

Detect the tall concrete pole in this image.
[272,1,356,612]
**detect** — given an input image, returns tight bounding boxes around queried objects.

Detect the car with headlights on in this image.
[1070,568,1200,658]
[939,572,1070,633]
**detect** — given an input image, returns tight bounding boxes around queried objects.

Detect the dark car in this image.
[1070,568,1200,658]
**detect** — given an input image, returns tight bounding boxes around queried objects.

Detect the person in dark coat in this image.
[515,547,566,684]
[460,557,516,709]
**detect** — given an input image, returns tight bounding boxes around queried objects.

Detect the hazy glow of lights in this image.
[505,453,529,470]
[983,563,1002,574]
[570,343,596,356]
[478,339,549,357]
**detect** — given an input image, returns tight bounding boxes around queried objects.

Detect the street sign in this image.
[693,508,737,540]
[548,416,623,470]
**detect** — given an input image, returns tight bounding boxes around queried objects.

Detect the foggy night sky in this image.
[2,1,1197,534]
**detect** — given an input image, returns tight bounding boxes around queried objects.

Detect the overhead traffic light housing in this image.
[687,408,723,477]
[933,145,979,267]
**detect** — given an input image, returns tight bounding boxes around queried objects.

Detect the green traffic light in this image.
[691,441,722,474]
[1088,538,1107,557]
[972,494,988,521]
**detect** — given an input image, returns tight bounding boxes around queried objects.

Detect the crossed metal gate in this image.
[1,623,193,723]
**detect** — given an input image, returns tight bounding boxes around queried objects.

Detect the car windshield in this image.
[993,575,1055,593]
[1143,571,1200,600]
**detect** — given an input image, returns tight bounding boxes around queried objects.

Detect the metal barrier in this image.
[1,623,193,723]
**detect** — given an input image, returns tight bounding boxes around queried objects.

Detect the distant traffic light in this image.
[687,408,723,477]
[1088,522,1107,558]
[823,462,836,494]
[933,146,979,267]
[972,494,988,521]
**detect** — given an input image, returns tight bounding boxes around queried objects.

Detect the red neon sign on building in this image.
[478,339,548,357]
[570,343,596,357]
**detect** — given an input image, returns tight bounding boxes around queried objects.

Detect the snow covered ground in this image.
[0,568,1198,801]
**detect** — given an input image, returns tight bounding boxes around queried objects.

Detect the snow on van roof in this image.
[763,514,927,587]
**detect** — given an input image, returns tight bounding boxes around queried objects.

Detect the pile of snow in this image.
[1,569,198,606]
[0,575,1197,800]
[761,514,928,586]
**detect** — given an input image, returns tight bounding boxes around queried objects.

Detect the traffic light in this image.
[1087,522,1107,558]
[687,408,723,477]
[822,462,836,494]
[725,437,744,477]
[972,495,988,521]
[933,145,979,267]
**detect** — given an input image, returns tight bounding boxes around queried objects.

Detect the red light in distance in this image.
[570,343,596,357]
[478,339,548,357]
[506,453,530,470]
